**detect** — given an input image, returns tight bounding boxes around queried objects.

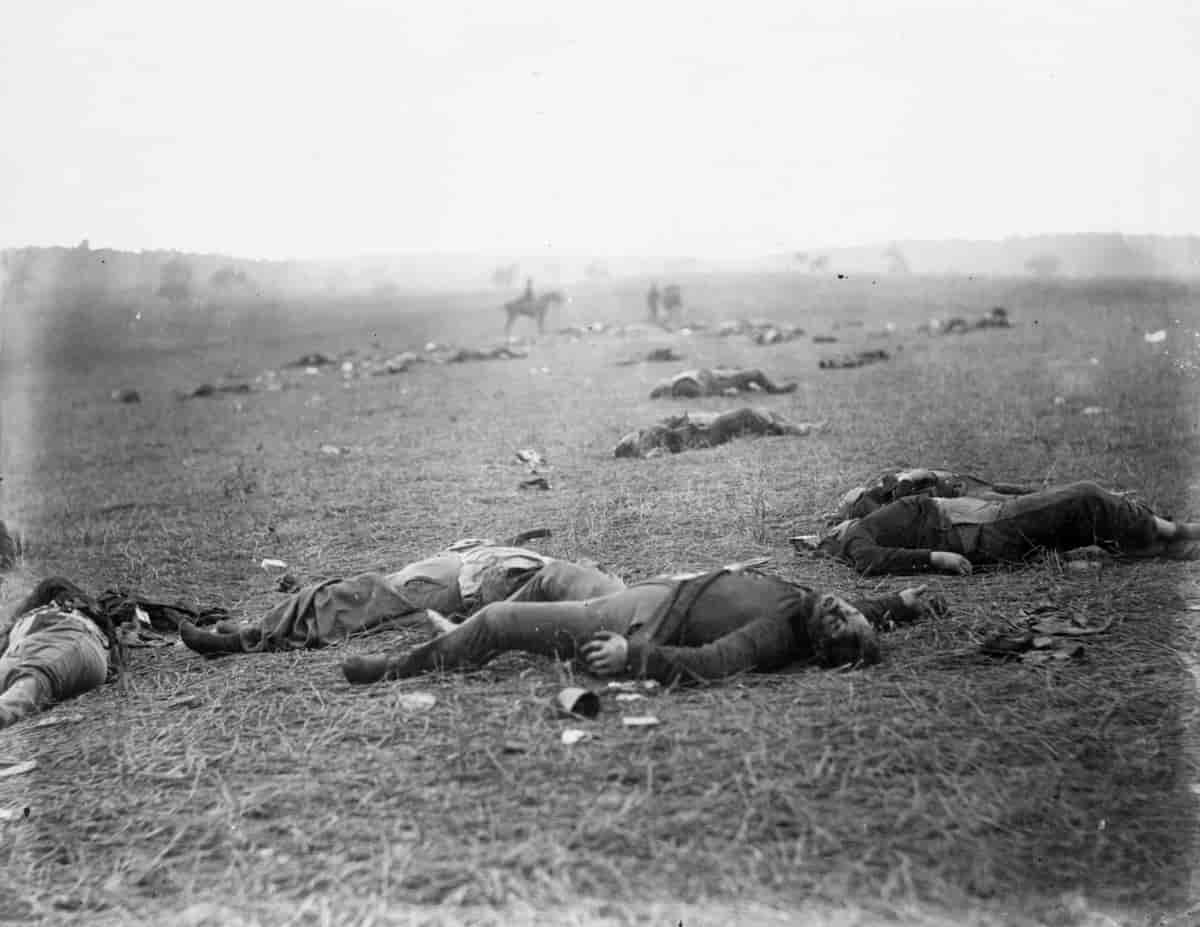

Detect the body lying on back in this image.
[177,538,622,655]
[342,564,947,687]
[617,569,913,681]
[0,577,118,730]
[648,368,797,400]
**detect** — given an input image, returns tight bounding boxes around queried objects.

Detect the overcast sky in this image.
[1,0,1196,260]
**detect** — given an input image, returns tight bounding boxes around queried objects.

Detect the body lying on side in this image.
[615,407,824,459]
[829,467,1036,523]
[822,481,1200,575]
[648,368,797,399]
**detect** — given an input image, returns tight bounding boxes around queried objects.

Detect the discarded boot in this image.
[342,654,391,685]
[1163,539,1200,560]
[179,620,244,655]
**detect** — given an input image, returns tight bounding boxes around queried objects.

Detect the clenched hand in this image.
[580,631,629,676]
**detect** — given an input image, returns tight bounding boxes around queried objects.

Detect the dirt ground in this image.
[2,273,1199,926]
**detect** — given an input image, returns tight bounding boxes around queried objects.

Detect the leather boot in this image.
[179,619,244,654]
[342,654,391,685]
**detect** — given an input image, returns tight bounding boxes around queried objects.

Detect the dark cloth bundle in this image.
[97,589,231,632]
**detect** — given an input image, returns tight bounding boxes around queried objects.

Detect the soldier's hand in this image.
[898,585,950,620]
[931,551,972,575]
[581,631,629,676]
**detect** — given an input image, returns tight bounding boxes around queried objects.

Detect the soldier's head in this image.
[806,594,880,667]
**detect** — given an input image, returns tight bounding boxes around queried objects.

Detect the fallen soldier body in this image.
[179,539,624,655]
[614,407,825,459]
[818,480,1200,575]
[714,319,805,344]
[342,564,946,686]
[818,349,890,370]
[926,306,1011,336]
[828,467,1037,522]
[1,577,121,730]
[649,367,798,399]
[441,345,528,363]
[615,347,685,367]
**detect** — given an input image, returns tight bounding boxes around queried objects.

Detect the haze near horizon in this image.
[2,0,1197,261]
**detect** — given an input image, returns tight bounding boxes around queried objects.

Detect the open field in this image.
[2,273,1200,926]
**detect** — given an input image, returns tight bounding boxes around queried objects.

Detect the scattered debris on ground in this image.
[0,760,38,779]
[395,692,437,712]
[553,687,600,719]
[979,596,1111,665]
[606,680,660,693]
[515,448,551,490]
[33,714,83,729]
[515,449,546,470]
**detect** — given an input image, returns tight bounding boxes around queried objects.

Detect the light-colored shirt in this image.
[381,540,552,613]
[934,497,1002,525]
[457,545,551,607]
[3,605,107,654]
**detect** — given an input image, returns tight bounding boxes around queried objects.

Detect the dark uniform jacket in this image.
[624,570,911,683]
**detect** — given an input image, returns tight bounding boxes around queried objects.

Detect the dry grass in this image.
[2,274,1199,926]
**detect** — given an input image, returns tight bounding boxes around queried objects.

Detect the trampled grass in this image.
[1,273,1199,926]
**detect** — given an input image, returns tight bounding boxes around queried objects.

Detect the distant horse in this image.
[504,290,565,336]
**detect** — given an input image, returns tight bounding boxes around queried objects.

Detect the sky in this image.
[1,0,1197,260]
